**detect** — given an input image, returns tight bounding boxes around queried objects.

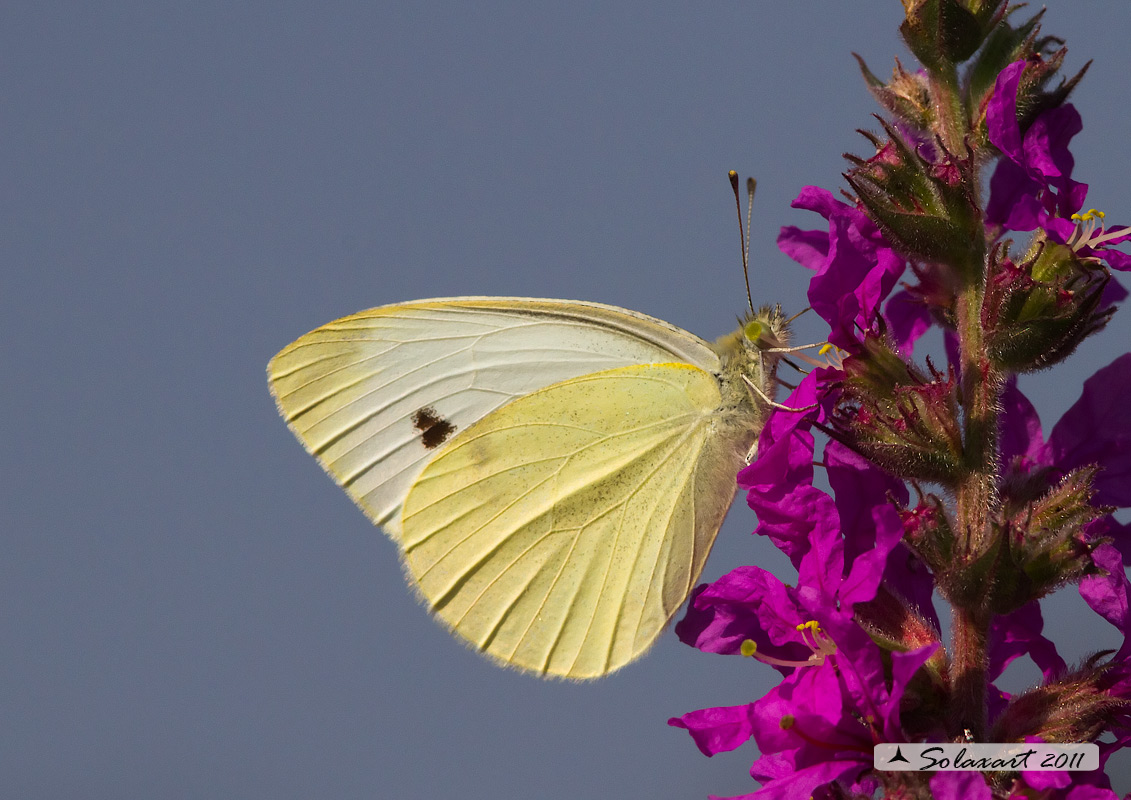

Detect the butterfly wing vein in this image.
[400,364,743,678]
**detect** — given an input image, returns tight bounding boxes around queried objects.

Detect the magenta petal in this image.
[1048,354,1131,507]
[1079,543,1131,639]
[668,704,757,756]
[884,289,932,354]
[748,754,869,800]
[1100,516,1131,566]
[1021,764,1073,791]
[676,566,810,660]
[790,185,847,219]
[929,771,993,800]
[988,601,1066,684]
[1102,248,1131,271]
[1023,104,1081,182]
[986,160,1043,229]
[826,442,909,559]
[1043,214,1078,244]
[778,225,830,272]
[885,645,938,720]
[781,187,905,351]
[999,379,1050,470]
[986,60,1027,159]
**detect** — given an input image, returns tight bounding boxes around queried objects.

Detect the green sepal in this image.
[985,242,1114,373]
[900,0,983,68]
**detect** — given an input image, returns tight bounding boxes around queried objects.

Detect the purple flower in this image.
[986,602,1068,723]
[986,60,1131,272]
[671,615,936,799]
[751,632,937,799]
[988,602,1066,686]
[671,367,946,797]
[884,288,934,354]
[676,452,904,667]
[1080,543,1131,662]
[999,355,1131,513]
[778,186,906,350]
[986,61,1087,231]
[1047,353,1131,509]
[1076,543,1131,778]
[737,371,834,564]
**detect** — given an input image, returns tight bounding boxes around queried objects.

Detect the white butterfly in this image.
[268,297,790,678]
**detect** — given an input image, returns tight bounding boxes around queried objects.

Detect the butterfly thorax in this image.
[711,304,792,453]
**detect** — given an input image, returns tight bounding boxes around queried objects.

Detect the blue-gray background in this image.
[4,3,1129,798]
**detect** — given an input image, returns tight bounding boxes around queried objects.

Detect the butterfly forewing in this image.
[267,298,721,536]
[400,363,749,679]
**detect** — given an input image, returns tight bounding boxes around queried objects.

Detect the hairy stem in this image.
[950,603,991,738]
[932,54,998,741]
[949,264,999,741]
[928,60,967,156]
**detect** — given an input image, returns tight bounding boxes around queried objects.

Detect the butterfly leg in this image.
[742,373,818,414]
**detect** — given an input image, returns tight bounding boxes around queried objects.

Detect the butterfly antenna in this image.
[729,170,756,315]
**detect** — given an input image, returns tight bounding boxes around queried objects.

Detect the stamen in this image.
[818,343,846,371]
[1066,208,1131,253]
[737,621,837,670]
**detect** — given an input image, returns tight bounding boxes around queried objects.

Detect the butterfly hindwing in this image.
[400,362,747,679]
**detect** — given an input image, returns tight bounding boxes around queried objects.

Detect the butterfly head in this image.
[715,304,791,365]
[713,304,793,422]
[741,304,790,353]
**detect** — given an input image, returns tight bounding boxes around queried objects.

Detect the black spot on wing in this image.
[412,406,456,449]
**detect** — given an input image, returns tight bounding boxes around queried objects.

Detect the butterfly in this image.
[268,298,792,679]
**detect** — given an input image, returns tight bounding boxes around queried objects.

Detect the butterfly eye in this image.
[743,319,764,343]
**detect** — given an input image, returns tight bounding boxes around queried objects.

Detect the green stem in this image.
[954,280,997,555]
[929,61,968,157]
[950,271,998,742]
[929,53,998,741]
[950,604,991,738]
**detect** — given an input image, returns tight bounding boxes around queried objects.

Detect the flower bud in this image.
[856,585,945,662]
[998,467,1108,606]
[984,239,1114,372]
[949,467,1108,613]
[901,493,957,573]
[899,0,985,67]
[990,658,1130,744]
[829,334,965,484]
[845,120,982,270]
[857,585,951,738]
[854,55,932,131]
